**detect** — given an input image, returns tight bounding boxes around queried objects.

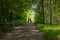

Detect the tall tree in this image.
[41,0,44,24]
[49,0,52,24]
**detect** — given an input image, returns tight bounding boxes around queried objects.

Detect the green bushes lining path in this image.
[36,24,60,40]
[0,19,25,36]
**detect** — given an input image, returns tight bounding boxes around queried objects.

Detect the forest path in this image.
[0,23,45,40]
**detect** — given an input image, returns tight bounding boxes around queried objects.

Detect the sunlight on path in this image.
[0,23,45,40]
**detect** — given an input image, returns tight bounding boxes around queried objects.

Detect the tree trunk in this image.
[49,0,52,24]
[41,0,44,24]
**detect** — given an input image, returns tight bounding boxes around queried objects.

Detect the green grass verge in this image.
[36,24,60,40]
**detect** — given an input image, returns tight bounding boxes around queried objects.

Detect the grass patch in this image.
[36,24,60,40]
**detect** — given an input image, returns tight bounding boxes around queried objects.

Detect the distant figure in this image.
[28,18,32,23]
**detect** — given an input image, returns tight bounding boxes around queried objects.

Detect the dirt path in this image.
[0,23,45,40]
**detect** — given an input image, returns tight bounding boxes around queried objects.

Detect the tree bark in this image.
[49,0,52,24]
[41,0,44,24]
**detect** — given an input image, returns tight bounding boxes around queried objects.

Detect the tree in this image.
[49,0,52,24]
[41,0,45,24]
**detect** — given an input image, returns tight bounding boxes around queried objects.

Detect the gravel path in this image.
[0,23,45,40]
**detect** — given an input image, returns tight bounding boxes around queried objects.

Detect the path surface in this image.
[0,23,44,40]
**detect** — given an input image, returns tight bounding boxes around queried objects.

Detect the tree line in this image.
[0,0,34,33]
[34,0,60,25]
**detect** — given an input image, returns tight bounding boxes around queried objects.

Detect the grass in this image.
[36,24,60,40]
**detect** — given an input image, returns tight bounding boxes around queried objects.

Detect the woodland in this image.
[0,0,60,40]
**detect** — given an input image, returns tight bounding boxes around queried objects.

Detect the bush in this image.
[0,19,26,35]
[36,24,60,40]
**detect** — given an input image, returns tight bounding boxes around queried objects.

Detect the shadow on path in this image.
[0,23,45,40]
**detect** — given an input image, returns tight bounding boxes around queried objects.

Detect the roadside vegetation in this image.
[36,24,60,40]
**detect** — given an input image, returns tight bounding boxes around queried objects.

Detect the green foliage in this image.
[37,24,60,40]
[0,0,34,34]
[34,13,43,24]
[34,0,60,24]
